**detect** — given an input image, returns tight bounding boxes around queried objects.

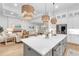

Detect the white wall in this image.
[1,9,79,31]
[0,14,31,31]
[56,9,79,29]
[56,9,79,44]
[0,15,7,29]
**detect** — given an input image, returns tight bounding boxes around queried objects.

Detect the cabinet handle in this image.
[28,47,31,51]
[59,43,61,45]
[53,49,56,51]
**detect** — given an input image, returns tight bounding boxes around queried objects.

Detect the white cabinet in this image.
[23,43,53,56]
[67,29,79,44]
[23,43,41,56]
[68,34,79,44]
[23,37,67,56]
[53,43,62,56]
[22,35,67,56]
[52,37,67,56]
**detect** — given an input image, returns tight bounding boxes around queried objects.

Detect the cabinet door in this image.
[53,43,62,56]
[23,43,41,56]
[53,38,67,56]
[63,37,67,55]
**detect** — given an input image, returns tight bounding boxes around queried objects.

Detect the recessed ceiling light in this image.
[14,3,18,7]
[55,5,58,9]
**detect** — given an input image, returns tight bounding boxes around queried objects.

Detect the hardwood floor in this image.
[0,42,79,56]
[67,42,79,51]
[65,42,79,56]
[0,42,23,56]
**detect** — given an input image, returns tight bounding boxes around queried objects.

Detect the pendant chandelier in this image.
[51,17,57,24]
[42,4,50,24]
[42,3,57,24]
[51,3,57,24]
[42,15,50,23]
[22,5,34,20]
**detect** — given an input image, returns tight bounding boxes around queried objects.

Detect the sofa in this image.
[0,32,8,44]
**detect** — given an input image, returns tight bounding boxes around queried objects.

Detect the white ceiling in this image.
[0,3,79,23]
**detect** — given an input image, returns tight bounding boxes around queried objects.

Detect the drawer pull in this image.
[59,43,61,45]
[28,47,31,50]
[53,49,56,51]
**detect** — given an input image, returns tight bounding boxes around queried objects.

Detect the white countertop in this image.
[21,34,66,56]
[68,29,79,35]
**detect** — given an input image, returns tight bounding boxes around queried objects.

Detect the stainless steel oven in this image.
[56,24,67,34]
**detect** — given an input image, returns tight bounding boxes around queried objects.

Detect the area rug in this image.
[67,48,79,56]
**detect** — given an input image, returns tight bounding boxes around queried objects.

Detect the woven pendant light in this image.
[22,5,34,20]
[42,15,50,23]
[51,17,57,24]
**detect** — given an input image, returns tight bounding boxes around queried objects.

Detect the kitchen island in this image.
[21,34,67,56]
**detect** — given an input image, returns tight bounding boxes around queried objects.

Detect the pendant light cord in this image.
[53,3,55,17]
